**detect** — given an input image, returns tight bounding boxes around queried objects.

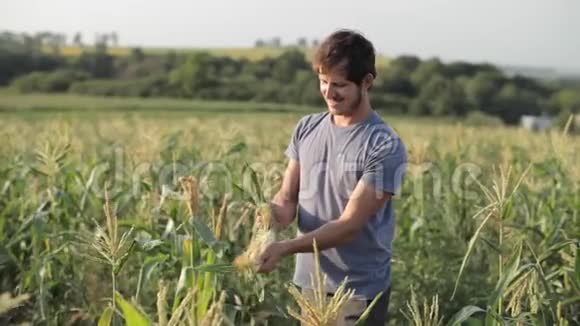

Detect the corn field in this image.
[0,111,578,325]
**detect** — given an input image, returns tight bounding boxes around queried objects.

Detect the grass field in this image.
[42,45,392,67]
[44,45,289,61]
[0,93,317,115]
[0,94,578,325]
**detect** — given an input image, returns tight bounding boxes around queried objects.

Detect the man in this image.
[257,29,408,325]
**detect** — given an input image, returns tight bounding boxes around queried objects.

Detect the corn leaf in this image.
[575,244,580,287]
[354,292,383,326]
[97,305,114,326]
[487,243,523,315]
[191,219,218,247]
[115,292,152,326]
[193,263,235,273]
[451,211,493,300]
[135,254,169,302]
[446,305,485,326]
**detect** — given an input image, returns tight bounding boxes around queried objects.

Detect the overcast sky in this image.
[1,0,579,71]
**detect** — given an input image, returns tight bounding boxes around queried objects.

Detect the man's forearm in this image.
[279,219,358,255]
[270,193,297,230]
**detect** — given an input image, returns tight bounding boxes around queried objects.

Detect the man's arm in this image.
[280,181,391,254]
[257,180,391,273]
[270,158,300,231]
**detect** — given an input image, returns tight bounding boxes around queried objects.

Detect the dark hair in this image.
[312,29,376,85]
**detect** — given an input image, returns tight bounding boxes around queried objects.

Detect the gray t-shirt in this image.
[285,110,407,300]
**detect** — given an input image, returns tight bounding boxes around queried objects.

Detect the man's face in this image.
[318,68,363,116]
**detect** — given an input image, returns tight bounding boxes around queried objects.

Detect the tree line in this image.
[1,30,579,125]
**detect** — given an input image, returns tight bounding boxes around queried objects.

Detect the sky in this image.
[1,0,579,72]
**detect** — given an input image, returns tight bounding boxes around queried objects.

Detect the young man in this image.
[257,29,408,325]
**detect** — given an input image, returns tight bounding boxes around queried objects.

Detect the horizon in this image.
[5,30,579,76]
[1,0,579,73]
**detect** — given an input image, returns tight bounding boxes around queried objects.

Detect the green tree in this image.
[272,50,309,83]
[376,66,415,97]
[411,58,444,86]
[432,80,468,116]
[414,76,467,116]
[492,83,543,124]
[408,98,431,116]
[444,61,498,78]
[550,88,580,114]
[74,44,114,78]
[130,47,145,62]
[390,55,420,72]
[464,71,505,113]
[169,52,218,97]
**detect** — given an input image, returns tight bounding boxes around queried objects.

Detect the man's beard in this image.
[332,87,363,116]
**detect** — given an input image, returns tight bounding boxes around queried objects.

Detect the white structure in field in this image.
[520,115,554,132]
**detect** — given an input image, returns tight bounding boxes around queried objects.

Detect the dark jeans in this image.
[351,287,391,326]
